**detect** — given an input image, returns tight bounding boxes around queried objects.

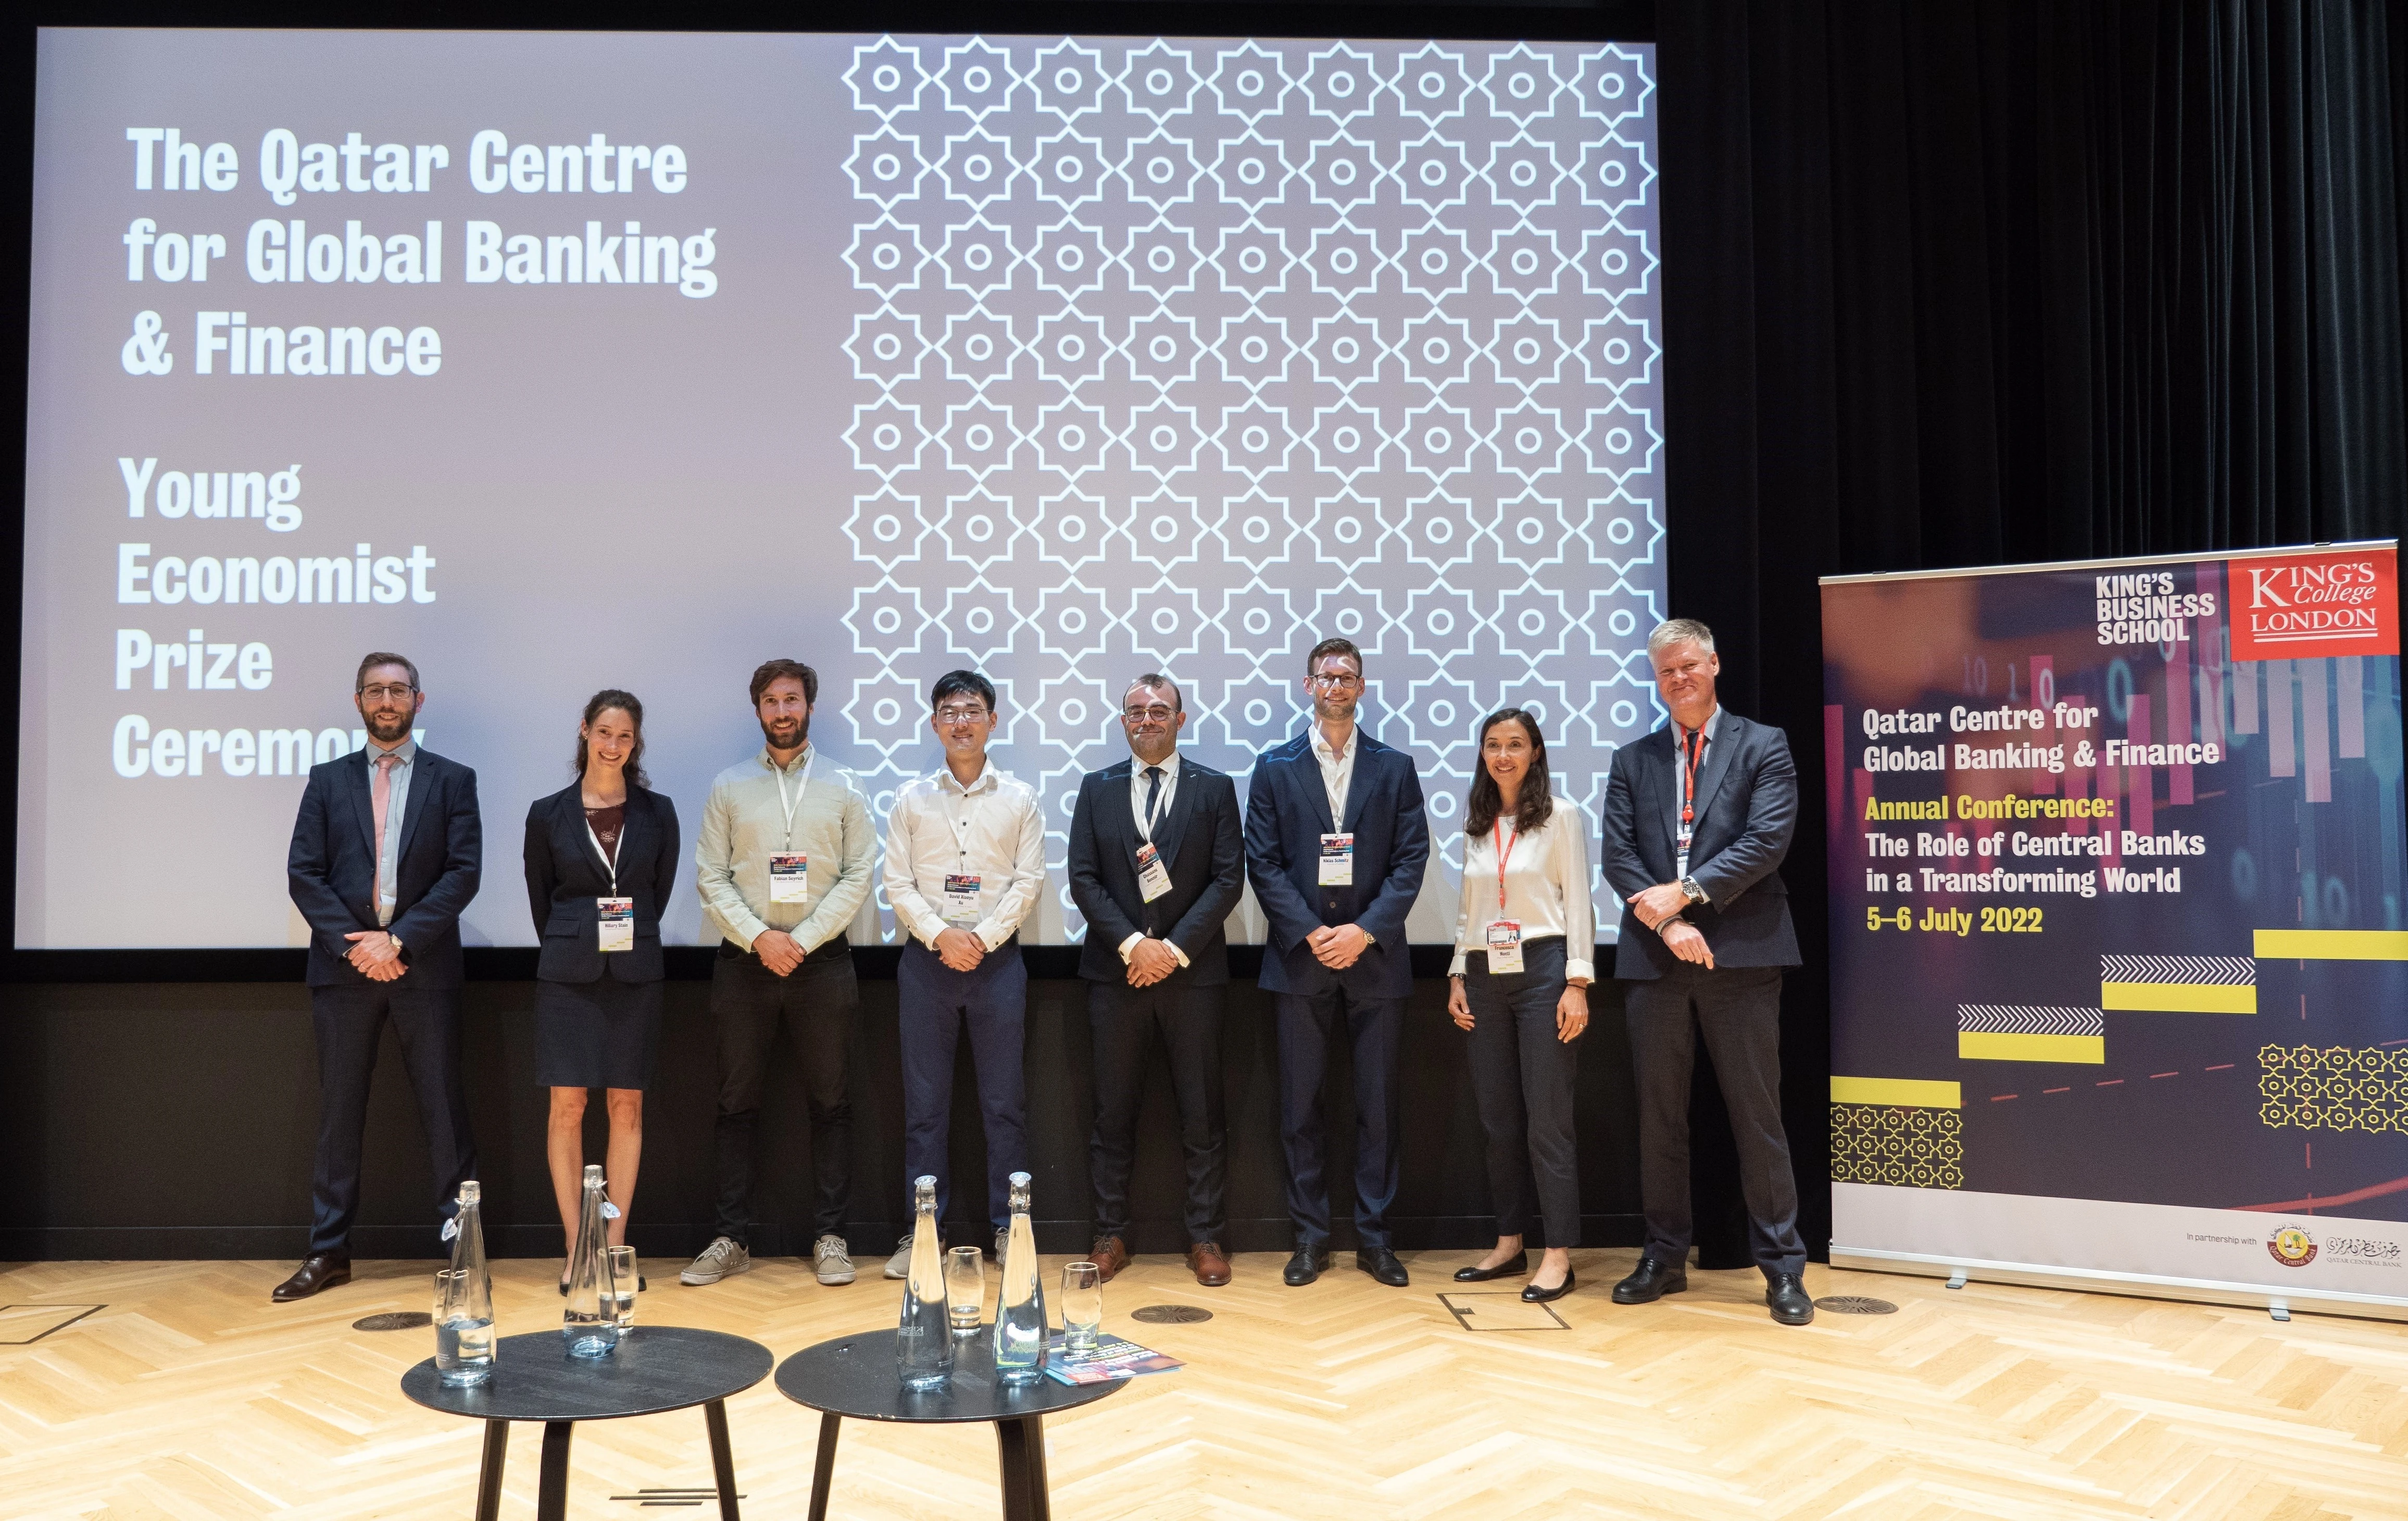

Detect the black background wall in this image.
[4,0,2404,1267]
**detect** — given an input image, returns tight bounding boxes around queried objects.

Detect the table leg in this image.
[807,1413,842,1521]
[474,1420,508,1521]
[994,1415,1049,1521]
[704,1399,740,1520]
[536,1420,574,1521]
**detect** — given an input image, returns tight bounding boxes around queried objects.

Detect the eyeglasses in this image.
[1121,705,1176,723]
[1307,672,1362,691]
[935,705,991,724]
[358,683,417,701]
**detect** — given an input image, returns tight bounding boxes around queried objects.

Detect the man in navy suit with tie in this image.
[1245,636,1429,1288]
[274,653,484,1302]
[1601,619,1813,1326]
[1066,674,1246,1287]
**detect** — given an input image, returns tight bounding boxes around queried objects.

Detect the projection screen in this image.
[19,28,1665,948]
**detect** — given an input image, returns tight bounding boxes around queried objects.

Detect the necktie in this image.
[1143,766,1165,834]
[372,753,399,907]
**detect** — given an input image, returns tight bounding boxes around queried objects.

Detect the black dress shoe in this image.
[1521,1269,1576,1304]
[271,1253,352,1303]
[1453,1252,1528,1282]
[1283,1244,1331,1286]
[1766,1273,1815,1326]
[1610,1256,1688,1304]
[1356,1247,1409,1288]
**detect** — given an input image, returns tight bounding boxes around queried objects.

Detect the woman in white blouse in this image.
[1446,708,1597,1303]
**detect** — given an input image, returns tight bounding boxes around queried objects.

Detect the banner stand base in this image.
[1831,1245,2408,1325]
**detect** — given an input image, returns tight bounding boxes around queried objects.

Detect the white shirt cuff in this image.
[1118,932,1143,962]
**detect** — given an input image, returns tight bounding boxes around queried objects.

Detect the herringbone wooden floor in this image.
[4,1252,2406,1519]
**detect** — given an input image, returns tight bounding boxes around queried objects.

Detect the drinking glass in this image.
[1059,1261,1102,1355]
[605,1246,638,1330]
[946,1245,986,1336]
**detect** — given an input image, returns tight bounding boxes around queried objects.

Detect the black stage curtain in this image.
[1658,0,2407,1264]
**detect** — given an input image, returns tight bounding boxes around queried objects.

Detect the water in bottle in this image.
[434,1179,495,1387]
[562,1164,622,1358]
[992,1171,1047,1385]
[897,1175,954,1391]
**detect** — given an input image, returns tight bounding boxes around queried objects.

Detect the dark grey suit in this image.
[1601,710,1807,1278]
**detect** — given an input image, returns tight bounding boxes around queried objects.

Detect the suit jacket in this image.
[287,746,483,988]
[1067,756,1244,985]
[1243,728,1429,1000]
[1601,710,1801,977]
[523,783,682,983]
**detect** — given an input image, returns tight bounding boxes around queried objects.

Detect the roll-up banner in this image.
[1822,543,2408,1317]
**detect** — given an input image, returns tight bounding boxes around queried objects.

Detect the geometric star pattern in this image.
[842,36,1665,937]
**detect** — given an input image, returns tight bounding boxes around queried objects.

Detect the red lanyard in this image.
[1679,726,1705,833]
[1493,820,1517,911]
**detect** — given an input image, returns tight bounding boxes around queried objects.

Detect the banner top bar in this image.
[1817,539,2399,587]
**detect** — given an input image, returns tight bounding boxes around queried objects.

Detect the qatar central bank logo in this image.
[2266,1225,2317,1269]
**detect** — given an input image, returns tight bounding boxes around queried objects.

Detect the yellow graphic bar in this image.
[1830,1077,1962,1109]
[1958,1032,2106,1064]
[2255,930,2408,961]
[2100,982,2256,1014]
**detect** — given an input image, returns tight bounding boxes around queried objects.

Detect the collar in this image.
[1674,705,1723,747]
[368,737,417,766]
[936,758,1000,796]
[1132,750,1183,782]
[758,742,813,775]
[1310,724,1356,764]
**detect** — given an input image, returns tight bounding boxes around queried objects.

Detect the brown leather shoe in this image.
[1188,1241,1232,1287]
[271,1253,352,1303]
[1087,1235,1132,1282]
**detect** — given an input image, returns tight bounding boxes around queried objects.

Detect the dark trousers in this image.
[1087,977,1226,1243]
[1624,962,1807,1278]
[1275,987,1404,1250]
[307,980,476,1256]
[711,944,857,1243]
[898,939,1029,1230]
[1463,937,1582,1248]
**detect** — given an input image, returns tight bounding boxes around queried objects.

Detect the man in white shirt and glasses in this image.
[882,670,1046,1276]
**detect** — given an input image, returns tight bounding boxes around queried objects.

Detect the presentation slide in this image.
[19,28,1664,949]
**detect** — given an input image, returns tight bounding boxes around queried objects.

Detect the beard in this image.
[760,713,810,750]
[362,708,413,743]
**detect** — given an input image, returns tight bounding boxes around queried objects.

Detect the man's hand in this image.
[1628,882,1690,929]
[754,929,805,977]
[1127,938,1180,987]
[1447,975,1473,1030]
[1308,923,1370,969]
[934,926,987,972]
[346,930,406,981]
[1660,919,1715,968]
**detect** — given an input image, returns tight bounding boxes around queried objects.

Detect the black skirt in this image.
[534,976,664,1090]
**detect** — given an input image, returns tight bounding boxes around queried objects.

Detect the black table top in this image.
[775,1329,1126,1424]
[402,1326,773,1423]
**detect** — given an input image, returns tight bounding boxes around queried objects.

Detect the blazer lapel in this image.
[1339,736,1376,832]
[394,752,434,865]
[595,791,643,886]
[1685,716,1740,836]
[346,750,379,865]
[1150,759,1200,866]
[1645,730,1681,864]
[1296,742,1337,835]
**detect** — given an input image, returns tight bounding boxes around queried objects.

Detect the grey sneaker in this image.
[813,1235,856,1286]
[884,1232,915,1280]
[680,1236,752,1286]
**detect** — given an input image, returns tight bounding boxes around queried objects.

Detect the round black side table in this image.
[401,1326,773,1521]
[775,1329,1127,1521]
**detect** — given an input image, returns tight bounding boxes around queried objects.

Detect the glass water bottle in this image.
[562,1164,622,1358]
[434,1178,495,1386]
[992,1171,1047,1384]
[896,1175,954,1391]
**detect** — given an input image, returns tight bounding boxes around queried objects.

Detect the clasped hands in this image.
[1627,881,1715,968]
[933,926,988,972]
[1125,936,1181,987]
[1307,922,1370,970]
[343,930,406,981]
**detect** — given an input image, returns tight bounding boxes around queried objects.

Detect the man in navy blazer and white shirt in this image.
[277,652,483,1302]
[1244,636,1429,1288]
[1600,618,1813,1326]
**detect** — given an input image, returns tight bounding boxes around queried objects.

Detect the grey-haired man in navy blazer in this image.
[1244,635,1429,1289]
[1601,618,1813,1326]
[275,652,483,1302]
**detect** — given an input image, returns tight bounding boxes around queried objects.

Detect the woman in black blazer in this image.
[524,689,680,1284]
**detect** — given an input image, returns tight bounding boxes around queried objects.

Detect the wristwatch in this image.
[1679,877,1707,906]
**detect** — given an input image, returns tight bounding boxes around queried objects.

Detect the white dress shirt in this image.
[1449,800,1599,982]
[1116,749,1189,967]
[366,736,416,928]
[1669,704,1724,894]
[883,759,1045,951]
[1310,722,1355,824]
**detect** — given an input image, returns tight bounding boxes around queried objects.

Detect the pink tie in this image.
[371,753,399,900]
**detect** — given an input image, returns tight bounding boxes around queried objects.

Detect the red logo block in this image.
[2228,548,2398,662]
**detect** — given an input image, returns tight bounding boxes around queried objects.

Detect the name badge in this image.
[943,873,983,924]
[597,897,634,953]
[1319,832,1354,886]
[1485,919,1524,975]
[1135,841,1173,902]
[769,853,810,905]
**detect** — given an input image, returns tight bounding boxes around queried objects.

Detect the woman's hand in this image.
[1448,975,1473,1029]
[1556,982,1590,1042]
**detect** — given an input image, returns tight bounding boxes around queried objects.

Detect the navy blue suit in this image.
[1244,728,1428,1250]
[286,745,483,1254]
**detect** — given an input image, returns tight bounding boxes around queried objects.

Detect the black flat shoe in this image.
[1453,1252,1529,1282]
[1521,1270,1576,1304]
